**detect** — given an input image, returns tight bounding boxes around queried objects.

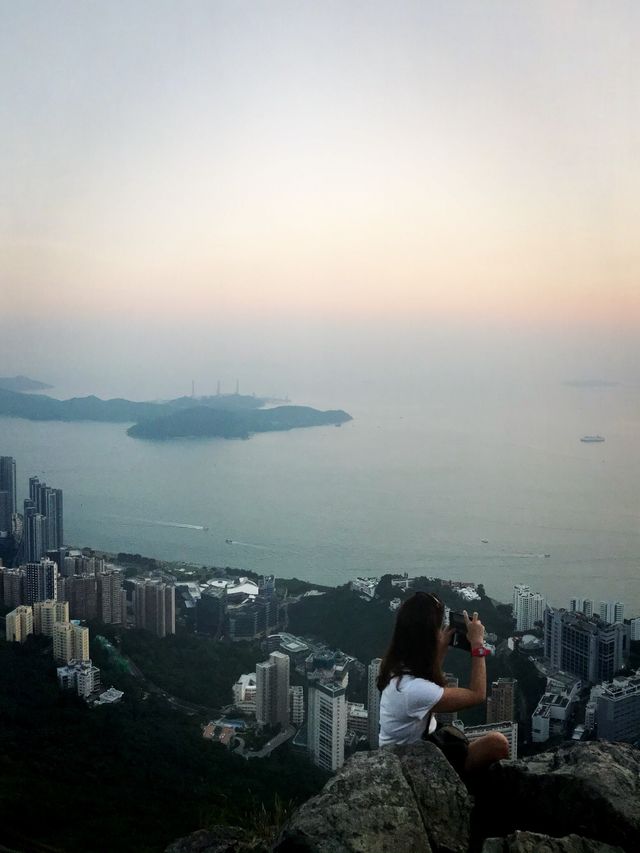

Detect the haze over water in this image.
[3,372,639,614]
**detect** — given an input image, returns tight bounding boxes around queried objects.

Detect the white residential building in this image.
[596,669,640,743]
[599,601,624,625]
[5,605,33,643]
[570,598,594,618]
[531,673,581,743]
[390,574,412,590]
[585,683,605,732]
[289,685,304,727]
[307,676,348,772]
[53,620,89,663]
[513,585,546,632]
[57,659,101,699]
[347,702,369,736]
[629,618,640,642]
[33,599,69,636]
[351,577,379,598]
[232,673,257,714]
[464,721,518,759]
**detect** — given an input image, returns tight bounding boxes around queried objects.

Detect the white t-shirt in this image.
[378,675,444,747]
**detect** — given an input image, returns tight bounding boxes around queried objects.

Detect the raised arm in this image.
[432,610,487,713]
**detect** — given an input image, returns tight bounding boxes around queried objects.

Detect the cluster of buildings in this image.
[5,595,120,705]
[2,554,124,620]
[179,574,281,641]
[232,633,370,772]
[1,554,176,639]
[0,458,64,566]
[518,588,640,746]
[514,584,632,638]
[569,598,626,624]
[1,456,179,711]
[232,636,520,772]
[7,598,88,658]
[352,574,481,606]
[0,453,177,640]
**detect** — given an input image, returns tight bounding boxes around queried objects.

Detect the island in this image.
[127,405,353,439]
[0,387,352,440]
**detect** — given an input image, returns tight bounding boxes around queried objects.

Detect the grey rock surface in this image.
[479,742,640,852]
[394,741,472,853]
[481,830,625,853]
[273,748,432,853]
[168,742,640,853]
[164,826,267,853]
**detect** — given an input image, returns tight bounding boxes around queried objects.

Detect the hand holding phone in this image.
[448,610,471,652]
[463,609,485,649]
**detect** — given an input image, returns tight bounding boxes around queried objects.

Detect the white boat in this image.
[580,435,605,443]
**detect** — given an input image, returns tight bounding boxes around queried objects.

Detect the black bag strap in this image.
[422,710,434,740]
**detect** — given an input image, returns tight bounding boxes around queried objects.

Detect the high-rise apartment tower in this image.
[256,651,290,727]
[486,678,517,724]
[367,658,381,748]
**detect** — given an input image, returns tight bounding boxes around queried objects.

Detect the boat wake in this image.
[226,540,269,550]
[503,553,550,559]
[136,518,209,531]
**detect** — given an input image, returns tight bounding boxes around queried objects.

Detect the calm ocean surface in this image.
[2,382,639,613]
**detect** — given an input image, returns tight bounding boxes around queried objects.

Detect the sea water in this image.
[2,381,639,613]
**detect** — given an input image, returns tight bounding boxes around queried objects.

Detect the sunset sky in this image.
[1,1,639,398]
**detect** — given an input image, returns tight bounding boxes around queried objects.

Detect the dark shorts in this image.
[424,726,469,777]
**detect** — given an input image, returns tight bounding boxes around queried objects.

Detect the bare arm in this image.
[432,610,486,713]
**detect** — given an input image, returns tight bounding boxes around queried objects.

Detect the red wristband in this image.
[471,646,490,657]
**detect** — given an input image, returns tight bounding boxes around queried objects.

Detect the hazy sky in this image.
[1,1,639,399]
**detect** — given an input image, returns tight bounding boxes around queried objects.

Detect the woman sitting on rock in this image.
[377,591,509,776]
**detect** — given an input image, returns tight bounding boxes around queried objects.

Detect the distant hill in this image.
[127,405,353,439]
[0,388,265,423]
[0,375,52,392]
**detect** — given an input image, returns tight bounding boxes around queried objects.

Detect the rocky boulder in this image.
[165,826,268,853]
[393,742,471,853]
[475,741,640,852]
[273,747,436,852]
[481,831,624,853]
[168,741,640,853]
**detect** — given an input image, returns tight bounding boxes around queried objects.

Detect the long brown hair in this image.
[377,592,446,691]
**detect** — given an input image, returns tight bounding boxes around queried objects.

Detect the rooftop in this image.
[94,687,124,705]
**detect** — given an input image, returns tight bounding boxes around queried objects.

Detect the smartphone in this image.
[448,610,471,652]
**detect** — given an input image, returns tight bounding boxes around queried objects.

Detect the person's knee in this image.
[489,732,510,760]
